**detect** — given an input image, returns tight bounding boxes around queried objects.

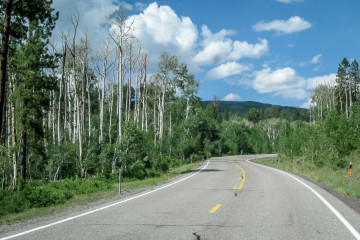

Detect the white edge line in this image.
[247,159,360,240]
[0,160,211,240]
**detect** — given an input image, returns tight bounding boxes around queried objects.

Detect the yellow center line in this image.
[209,204,222,213]
[233,186,237,190]
[238,164,246,190]
[229,161,246,191]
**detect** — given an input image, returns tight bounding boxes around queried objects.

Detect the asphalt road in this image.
[1,155,360,240]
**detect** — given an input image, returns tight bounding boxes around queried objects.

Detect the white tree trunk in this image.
[117,47,123,141]
[109,72,115,143]
[99,54,107,145]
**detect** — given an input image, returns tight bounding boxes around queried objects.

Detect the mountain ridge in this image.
[201,100,307,115]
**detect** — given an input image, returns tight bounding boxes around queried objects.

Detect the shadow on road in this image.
[182,169,223,174]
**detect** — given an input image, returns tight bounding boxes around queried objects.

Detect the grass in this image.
[257,154,360,200]
[0,161,202,225]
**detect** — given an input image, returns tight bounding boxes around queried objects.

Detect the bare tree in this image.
[95,39,112,145]
[141,53,149,131]
[108,8,134,141]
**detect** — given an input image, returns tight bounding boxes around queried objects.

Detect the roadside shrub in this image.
[145,168,162,178]
[0,177,114,217]
[123,161,146,180]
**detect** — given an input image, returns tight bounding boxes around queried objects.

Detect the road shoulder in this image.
[251,158,360,216]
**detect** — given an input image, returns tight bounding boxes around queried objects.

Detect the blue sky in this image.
[52,0,360,108]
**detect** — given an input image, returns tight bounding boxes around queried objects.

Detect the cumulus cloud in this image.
[193,38,233,65]
[275,0,303,3]
[307,73,336,89]
[229,39,269,60]
[194,25,269,66]
[242,66,337,107]
[253,16,312,35]
[243,67,307,99]
[129,3,198,52]
[311,54,322,64]
[222,93,241,101]
[206,62,252,80]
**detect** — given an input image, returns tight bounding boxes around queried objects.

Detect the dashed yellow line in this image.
[233,186,237,190]
[209,204,222,213]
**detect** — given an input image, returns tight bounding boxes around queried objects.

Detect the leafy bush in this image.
[0,178,114,217]
[123,161,146,180]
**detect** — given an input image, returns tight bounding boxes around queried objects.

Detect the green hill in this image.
[202,101,299,114]
[201,101,309,121]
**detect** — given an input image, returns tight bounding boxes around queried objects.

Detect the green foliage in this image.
[264,105,280,119]
[275,102,360,170]
[119,122,148,168]
[219,120,252,155]
[201,101,308,121]
[246,108,263,124]
[0,177,113,217]
[248,126,271,154]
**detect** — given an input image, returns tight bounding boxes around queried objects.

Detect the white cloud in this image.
[129,3,198,51]
[200,25,235,46]
[311,54,322,64]
[243,67,307,99]
[275,0,303,3]
[193,38,233,65]
[206,62,252,80]
[253,16,312,35]
[194,26,269,65]
[222,93,241,101]
[307,73,336,89]
[229,39,269,60]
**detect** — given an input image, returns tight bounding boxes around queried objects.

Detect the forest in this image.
[0,0,359,217]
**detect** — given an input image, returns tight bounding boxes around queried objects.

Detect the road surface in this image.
[1,155,360,240]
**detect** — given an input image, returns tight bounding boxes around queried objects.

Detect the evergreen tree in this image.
[9,0,58,182]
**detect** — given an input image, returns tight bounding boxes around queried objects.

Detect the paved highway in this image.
[1,155,360,239]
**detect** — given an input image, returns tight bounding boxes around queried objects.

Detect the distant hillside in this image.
[201,101,306,115]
